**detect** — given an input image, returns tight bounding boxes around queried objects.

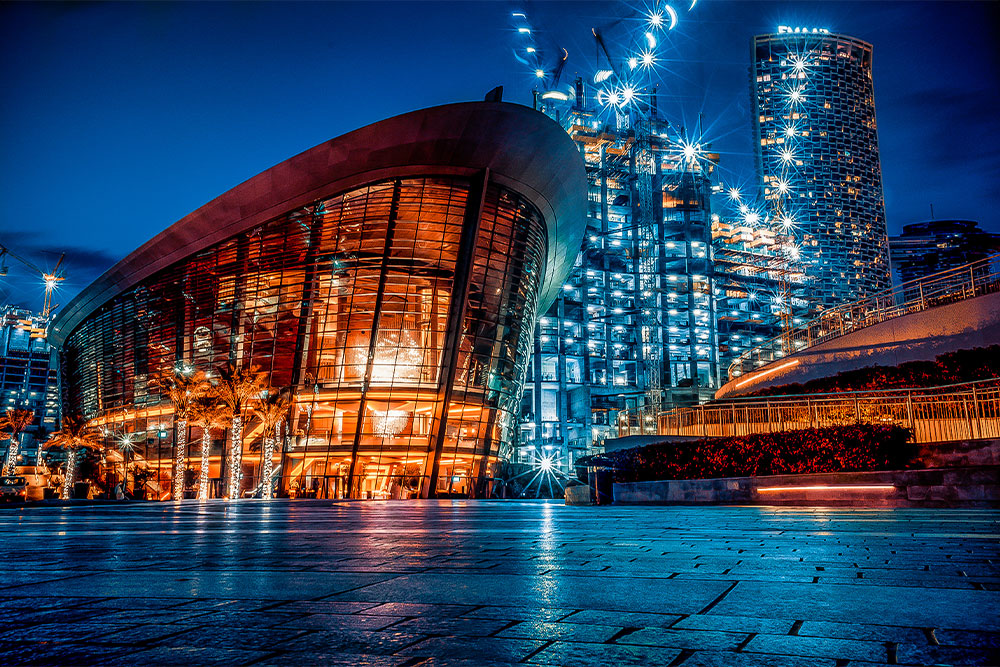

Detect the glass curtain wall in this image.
[62,176,546,499]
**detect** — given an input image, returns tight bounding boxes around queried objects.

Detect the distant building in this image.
[711,216,800,380]
[0,306,60,464]
[889,219,1000,285]
[750,28,892,315]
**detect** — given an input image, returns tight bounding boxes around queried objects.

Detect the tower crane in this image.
[0,243,66,319]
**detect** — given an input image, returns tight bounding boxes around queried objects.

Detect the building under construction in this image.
[518,83,726,470]
[0,306,61,462]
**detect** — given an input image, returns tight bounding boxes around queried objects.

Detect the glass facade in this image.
[751,31,891,315]
[60,175,548,500]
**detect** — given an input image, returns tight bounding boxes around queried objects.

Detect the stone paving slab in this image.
[0,500,998,666]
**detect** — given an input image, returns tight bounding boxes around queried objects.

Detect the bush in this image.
[586,424,916,484]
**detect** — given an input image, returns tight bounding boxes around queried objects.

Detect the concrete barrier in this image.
[613,467,1000,507]
[717,290,1000,398]
[564,484,592,505]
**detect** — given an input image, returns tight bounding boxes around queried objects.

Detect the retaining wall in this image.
[717,290,1000,398]
[612,467,1000,507]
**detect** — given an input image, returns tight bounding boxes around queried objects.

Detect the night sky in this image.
[1,1,997,311]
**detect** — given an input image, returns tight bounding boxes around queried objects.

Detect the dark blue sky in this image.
[1,1,997,311]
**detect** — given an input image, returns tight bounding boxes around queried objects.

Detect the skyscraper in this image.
[750,27,891,315]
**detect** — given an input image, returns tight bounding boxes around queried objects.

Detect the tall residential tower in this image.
[751,27,891,315]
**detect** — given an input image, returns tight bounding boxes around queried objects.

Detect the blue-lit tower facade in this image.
[751,29,891,316]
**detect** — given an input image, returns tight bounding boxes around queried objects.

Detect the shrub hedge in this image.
[583,424,916,484]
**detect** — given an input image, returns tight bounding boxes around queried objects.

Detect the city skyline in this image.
[1,1,998,311]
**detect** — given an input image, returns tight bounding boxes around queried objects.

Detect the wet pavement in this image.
[0,500,998,666]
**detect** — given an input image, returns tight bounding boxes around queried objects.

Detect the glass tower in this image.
[751,30,891,315]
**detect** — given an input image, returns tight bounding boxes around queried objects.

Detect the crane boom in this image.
[0,242,67,319]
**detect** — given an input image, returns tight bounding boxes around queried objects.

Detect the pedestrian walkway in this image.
[0,501,998,665]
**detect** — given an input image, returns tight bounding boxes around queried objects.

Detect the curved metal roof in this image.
[50,101,587,346]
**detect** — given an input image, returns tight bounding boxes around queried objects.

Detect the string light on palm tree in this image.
[154,366,208,501]
[190,396,229,500]
[214,363,267,500]
[255,389,290,500]
[1,408,35,476]
[44,414,101,499]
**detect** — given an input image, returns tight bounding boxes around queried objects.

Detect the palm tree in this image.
[45,414,102,499]
[189,396,231,500]
[213,363,267,499]
[2,408,35,475]
[153,366,208,501]
[115,432,141,498]
[254,389,290,499]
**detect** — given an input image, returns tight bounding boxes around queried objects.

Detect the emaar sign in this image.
[778,26,830,34]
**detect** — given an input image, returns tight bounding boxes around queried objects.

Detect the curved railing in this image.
[728,254,1000,379]
[649,378,1000,444]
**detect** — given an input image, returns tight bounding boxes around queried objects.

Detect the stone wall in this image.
[612,467,1000,507]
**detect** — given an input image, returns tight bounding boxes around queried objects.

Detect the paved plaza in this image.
[0,501,998,666]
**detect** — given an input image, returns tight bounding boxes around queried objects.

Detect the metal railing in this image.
[729,254,1000,379]
[640,379,1000,444]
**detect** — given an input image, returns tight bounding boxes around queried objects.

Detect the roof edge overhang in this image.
[50,101,586,346]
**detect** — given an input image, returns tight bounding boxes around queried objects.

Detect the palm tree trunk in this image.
[3,434,20,475]
[227,414,243,499]
[261,420,279,500]
[198,429,212,500]
[63,449,78,499]
[172,419,188,501]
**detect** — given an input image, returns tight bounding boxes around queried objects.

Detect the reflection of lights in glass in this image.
[628,57,638,70]
[363,329,423,384]
[645,32,656,49]
[371,409,408,438]
[594,69,613,83]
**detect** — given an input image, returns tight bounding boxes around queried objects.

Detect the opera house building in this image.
[49,101,586,499]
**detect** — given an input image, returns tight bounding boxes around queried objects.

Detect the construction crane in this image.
[0,243,66,319]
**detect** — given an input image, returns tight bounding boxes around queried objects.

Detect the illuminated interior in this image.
[62,176,548,499]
